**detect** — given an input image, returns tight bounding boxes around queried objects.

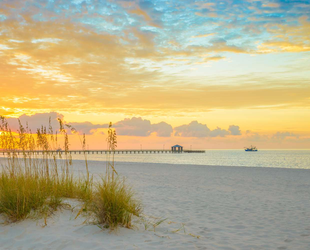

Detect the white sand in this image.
[1,160,310,249]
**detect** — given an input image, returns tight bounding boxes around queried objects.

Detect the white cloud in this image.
[114,117,173,137]
[272,131,299,140]
[151,122,173,137]
[114,117,152,136]
[174,121,210,137]
[209,127,230,137]
[228,125,241,135]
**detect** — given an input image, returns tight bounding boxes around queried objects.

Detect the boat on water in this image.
[244,145,258,151]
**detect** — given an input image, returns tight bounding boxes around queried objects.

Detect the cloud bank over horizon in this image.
[1,113,308,149]
[1,113,241,138]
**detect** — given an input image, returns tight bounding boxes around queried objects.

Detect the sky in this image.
[0,0,310,149]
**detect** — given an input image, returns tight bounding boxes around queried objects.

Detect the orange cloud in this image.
[191,33,216,38]
[195,12,218,18]
[263,3,280,8]
[130,8,152,21]
[258,17,310,53]
[128,5,162,28]
[195,55,225,64]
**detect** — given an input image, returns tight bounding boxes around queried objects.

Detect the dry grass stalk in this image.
[106,122,118,181]
[0,116,91,221]
[0,117,142,229]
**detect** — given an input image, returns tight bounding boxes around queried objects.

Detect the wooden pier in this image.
[183,150,205,153]
[1,149,205,155]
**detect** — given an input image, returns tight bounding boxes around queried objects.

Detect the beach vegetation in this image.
[140,215,167,232]
[92,122,142,229]
[92,176,142,229]
[0,117,91,221]
[0,117,141,229]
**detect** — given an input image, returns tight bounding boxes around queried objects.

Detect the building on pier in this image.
[171,144,183,153]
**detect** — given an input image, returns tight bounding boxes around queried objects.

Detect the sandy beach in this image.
[1,160,310,250]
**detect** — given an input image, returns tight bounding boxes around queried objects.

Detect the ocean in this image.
[66,149,310,169]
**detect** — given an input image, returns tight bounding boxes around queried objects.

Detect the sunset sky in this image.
[0,0,310,149]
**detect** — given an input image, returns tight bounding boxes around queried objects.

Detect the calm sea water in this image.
[67,150,310,169]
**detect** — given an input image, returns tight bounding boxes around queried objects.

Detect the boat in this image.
[244,145,257,151]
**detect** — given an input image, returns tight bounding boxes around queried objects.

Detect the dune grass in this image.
[0,167,91,221]
[91,122,141,229]
[0,117,141,228]
[93,176,142,229]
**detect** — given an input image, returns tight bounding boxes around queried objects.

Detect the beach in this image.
[1,160,310,250]
[2,0,310,248]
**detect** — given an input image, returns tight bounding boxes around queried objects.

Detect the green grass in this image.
[0,160,92,221]
[0,171,48,221]
[92,176,142,229]
[0,117,142,228]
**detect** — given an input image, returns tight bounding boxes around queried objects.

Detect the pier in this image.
[183,150,205,153]
[1,149,205,155]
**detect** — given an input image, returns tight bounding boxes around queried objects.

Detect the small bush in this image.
[92,177,142,229]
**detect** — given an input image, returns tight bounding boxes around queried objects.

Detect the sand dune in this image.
[1,161,310,249]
